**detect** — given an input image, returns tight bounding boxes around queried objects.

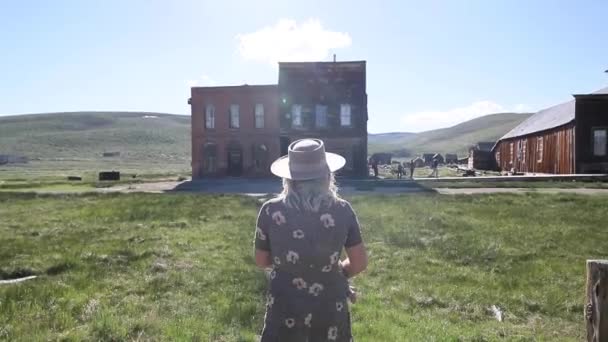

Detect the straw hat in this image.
[270,139,345,180]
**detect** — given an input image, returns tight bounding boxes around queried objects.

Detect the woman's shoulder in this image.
[260,197,286,214]
[332,198,355,213]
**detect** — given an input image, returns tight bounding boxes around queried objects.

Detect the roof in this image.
[278,61,366,72]
[191,84,277,91]
[473,142,495,152]
[497,86,608,143]
[279,60,366,66]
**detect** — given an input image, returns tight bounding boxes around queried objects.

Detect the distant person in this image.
[396,163,404,179]
[409,159,416,179]
[371,158,379,178]
[254,139,368,341]
[429,155,439,178]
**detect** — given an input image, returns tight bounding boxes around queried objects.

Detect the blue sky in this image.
[1,0,606,133]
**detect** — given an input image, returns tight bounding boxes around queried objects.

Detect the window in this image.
[205,105,215,129]
[537,137,544,162]
[292,104,302,127]
[521,139,527,162]
[255,104,264,129]
[509,143,514,164]
[340,104,351,126]
[315,104,328,128]
[517,140,522,161]
[593,129,607,156]
[229,104,239,128]
[203,143,218,174]
[496,151,501,164]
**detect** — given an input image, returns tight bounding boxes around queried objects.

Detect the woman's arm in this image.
[255,249,272,269]
[340,242,368,278]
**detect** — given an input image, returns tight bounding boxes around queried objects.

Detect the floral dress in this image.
[254,197,363,342]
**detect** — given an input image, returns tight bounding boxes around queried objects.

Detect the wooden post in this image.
[586,260,608,342]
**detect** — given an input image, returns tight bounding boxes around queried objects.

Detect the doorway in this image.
[227,143,243,176]
[280,136,291,156]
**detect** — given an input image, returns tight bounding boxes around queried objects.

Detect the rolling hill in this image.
[0,111,531,173]
[368,112,532,157]
[0,112,191,173]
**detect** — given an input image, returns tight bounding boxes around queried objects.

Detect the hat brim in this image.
[270,152,346,180]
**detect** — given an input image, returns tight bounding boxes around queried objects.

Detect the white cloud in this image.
[400,100,531,132]
[237,18,352,64]
[188,75,216,87]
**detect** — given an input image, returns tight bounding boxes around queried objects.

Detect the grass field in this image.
[1,192,606,341]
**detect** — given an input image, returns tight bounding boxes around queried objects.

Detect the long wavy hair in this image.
[278,173,340,212]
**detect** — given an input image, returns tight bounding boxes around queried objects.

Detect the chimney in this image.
[333,54,336,62]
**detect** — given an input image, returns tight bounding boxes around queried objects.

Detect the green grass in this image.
[1,192,605,341]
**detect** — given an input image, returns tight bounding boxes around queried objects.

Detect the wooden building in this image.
[370,152,392,165]
[468,142,497,170]
[493,87,608,174]
[190,85,280,178]
[422,153,444,165]
[445,153,458,164]
[278,61,368,177]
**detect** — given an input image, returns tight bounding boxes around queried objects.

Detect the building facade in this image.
[493,87,608,174]
[468,142,497,171]
[190,85,280,178]
[278,61,369,177]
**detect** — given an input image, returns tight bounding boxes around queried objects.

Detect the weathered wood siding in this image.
[575,95,608,173]
[494,123,575,174]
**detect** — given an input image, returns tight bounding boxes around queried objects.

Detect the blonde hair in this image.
[278,173,340,212]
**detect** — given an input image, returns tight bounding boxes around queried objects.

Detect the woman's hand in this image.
[348,285,357,304]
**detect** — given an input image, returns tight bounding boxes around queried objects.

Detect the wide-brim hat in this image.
[270,139,345,180]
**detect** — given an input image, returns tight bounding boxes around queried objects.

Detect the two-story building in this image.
[190,85,280,178]
[189,60,369,178]
[278,61,368,177]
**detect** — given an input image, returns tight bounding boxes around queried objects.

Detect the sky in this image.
[0,0,607,133]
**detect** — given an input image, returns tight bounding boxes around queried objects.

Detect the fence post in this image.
[586,260,608,342]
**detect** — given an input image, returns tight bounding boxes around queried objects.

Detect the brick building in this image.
[189,60,369,178]
[278,61,368,177]
[190,85,280,178]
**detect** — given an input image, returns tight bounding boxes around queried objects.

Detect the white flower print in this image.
[329,251,339,265]
[270,269,276,279]
[273,256,281,265]
[336,301,344,312]
[304,313,312,327]
[328,326,338,340]
[292,229,305,239]
[285,318,295,328]
[286,250,299,264]
[321,265,332,272]
[308,283,324,297]
[267,294,274,307]
[256,227,266,241]
[272,211,286,226]
[265,205,270,216]
[292,277,307,290]
[320,213,335,228]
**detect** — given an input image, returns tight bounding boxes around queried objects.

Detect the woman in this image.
[254,139,368,342]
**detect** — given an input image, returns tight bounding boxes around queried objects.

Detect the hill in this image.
[0,112,191,174]
[0,111,531,175]
[368,112,532,157]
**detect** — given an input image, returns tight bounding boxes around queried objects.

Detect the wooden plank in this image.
[586,260,608,342]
